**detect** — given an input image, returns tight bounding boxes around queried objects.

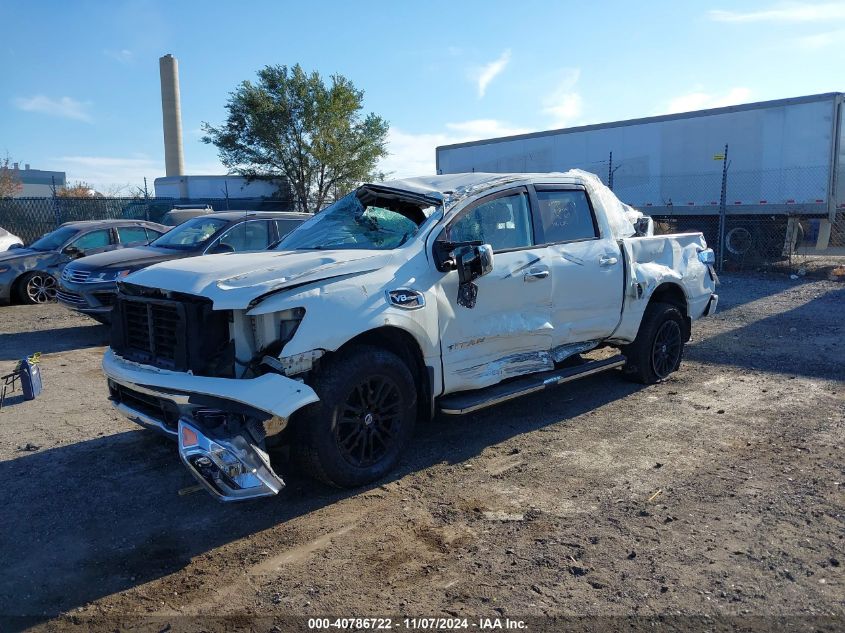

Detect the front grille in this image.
[121,298,184,370]
[111,291,233,376]
[93,291,115,306]
[56,289,87,307]
[62,268,91,283]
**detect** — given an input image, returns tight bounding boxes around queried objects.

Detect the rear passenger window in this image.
[117,226,149,245]
[274,219,301,240]
[447,191,533,252]
[218,221,271,252]
[536,190,598,243]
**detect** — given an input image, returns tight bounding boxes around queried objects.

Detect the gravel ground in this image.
[0,273,842,632]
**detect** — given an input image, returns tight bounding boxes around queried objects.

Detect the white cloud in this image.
[51,155,159,190]
[794,28,845,48]
[541,69,583,128]
[661,87,753,114]
[445,119,531,137]
[474,49,511,98]
[709,2,845,23]
[14,95,93,122]
[104,48,134,63]
[381,119,533,178]
[47,155,226,192]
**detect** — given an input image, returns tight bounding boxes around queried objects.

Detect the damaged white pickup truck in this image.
[103,171,718,501]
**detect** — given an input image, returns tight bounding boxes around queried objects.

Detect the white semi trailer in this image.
[436,92,844,255]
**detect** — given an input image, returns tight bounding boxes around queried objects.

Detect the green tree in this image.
[203,64,389,213]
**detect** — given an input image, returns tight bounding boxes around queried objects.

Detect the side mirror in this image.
[63,245,83,258]
[455,244,494,285]
[208,242,235,255]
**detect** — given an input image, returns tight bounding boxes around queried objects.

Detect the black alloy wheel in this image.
[335,376,403,468]
[291,344,417,488]
[651,320,682,379]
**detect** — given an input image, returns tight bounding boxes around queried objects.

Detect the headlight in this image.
[279,307,305,346]
[697,249,715,265]
[91,269,132,282]
[179,420,283,500]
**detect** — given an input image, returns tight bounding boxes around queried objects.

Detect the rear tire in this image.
[622,302,685,384]
[291,344,417,488]
[17,272,57,305]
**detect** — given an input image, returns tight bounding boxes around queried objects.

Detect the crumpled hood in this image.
[124,249,395,309]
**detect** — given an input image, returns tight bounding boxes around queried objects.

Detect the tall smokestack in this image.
[159,54,185,177]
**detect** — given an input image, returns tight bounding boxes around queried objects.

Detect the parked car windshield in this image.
[278,193,423,251]
[29,226,79,251]
[150,216,228,250]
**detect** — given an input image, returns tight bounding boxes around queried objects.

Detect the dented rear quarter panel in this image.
[611,232,715,343]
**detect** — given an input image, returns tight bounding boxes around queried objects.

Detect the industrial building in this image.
[5,163,66,197]
[153,174,288,199]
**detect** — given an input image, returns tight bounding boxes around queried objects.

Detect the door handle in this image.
[523,268,550,282]
[599,255,618,266]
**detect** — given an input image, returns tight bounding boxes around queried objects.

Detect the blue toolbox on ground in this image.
[1,352,42,409]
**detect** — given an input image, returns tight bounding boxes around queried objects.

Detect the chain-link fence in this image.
[0,196,339,245]
[2,169,842,273]
[594,164,843,273]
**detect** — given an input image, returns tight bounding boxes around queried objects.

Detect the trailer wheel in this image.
[725,226,755,257]
[291,344,417,488]
[622,302,685,384]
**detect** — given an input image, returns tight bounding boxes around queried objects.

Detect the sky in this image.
[1,0,844,193]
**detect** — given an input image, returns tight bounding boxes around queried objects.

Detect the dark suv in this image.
[57,211,309,322]
[0,220,167,305]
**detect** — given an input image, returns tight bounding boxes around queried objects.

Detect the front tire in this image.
[18,272,58,304]
[622,302,685,384]
[291,344,417,488]
[89,313,112,326]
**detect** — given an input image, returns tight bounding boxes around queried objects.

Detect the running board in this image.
[438,355,627,415]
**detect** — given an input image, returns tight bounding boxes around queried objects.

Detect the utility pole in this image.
[717,143,729,273]
[607,151,622,191]
[50,175,60,227]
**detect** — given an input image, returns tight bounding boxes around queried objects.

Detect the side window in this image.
[535,190,598,243]
[70,229,112,252]
[146,227,165,240]
[218,221,271,252]
[446,191,533,252]
[274,219,301,240]
[117,226,149,245]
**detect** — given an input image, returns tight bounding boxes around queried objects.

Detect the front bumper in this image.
[57,280,117,314]
[0,271,15,303]
[103,349,320,501]
[704,293,719,317]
